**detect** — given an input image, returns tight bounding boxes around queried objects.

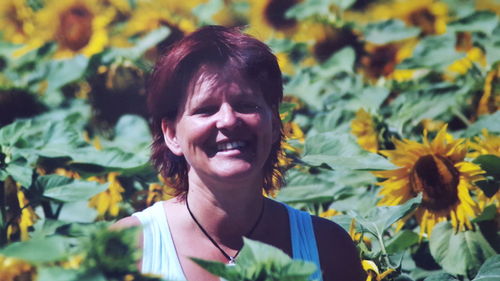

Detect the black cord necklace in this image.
[186,197,265,264]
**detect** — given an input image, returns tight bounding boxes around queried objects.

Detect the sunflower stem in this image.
[452,109,472,127]
[377,233,394,268]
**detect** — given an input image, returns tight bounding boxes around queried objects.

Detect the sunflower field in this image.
[1,0,500,280]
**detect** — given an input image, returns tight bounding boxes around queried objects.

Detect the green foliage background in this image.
[0,0,500,280]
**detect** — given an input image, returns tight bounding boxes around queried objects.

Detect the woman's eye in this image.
[194,106,217,115]
[235,103,260,113]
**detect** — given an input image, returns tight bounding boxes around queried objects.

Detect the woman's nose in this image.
[216,104,239,129]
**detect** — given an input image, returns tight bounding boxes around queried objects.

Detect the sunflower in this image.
[246,0,300,41]
[362,260,395,281]
[34,0,115,58]
[447,47,486,75]
[477,67,500,116]
[122,0,198,51]
[469,129,500,158]
[476,0,500,14]
[146,175,176,206]
[4,177,38,241]
[319,208,341,218]
[0,255,35,281]
[88,172,125,218]
[469,129,500,207]
[351,108,379,153]
[362,38,418,81]
[347,0,448,35]
[0,0,35,44]
[373,125,485,237]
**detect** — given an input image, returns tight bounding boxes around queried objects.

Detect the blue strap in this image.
[284,204,323,281]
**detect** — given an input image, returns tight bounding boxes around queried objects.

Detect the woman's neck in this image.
[183,173,266,246]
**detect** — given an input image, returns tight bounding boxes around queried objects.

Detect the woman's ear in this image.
[161,118,183,156]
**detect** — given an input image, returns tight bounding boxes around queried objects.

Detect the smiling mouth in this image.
[216,141,247,152]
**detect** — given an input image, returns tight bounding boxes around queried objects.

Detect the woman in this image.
[114,26,365,281]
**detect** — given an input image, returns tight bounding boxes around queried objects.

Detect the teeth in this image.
[217,141,246,151]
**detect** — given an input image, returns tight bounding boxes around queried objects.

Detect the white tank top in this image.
[132,201,323,281]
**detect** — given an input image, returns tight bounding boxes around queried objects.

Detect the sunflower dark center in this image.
[361,44,399,78]
[407,8,436,35]
[264,0,298,30]
[7,5,25,34]
[409,154,460,211]
[57,4,93,51]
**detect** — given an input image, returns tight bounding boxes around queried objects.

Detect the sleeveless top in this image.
[132,201,323,281]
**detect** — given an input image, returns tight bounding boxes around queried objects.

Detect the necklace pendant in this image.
[228,257,236,265]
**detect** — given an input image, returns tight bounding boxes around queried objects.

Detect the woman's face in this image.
[162,70,279,186]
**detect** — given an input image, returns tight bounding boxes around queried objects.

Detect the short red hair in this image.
[147,25,284,198]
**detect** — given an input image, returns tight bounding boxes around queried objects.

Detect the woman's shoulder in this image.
[311,215,366,281]
[110,215,142,230]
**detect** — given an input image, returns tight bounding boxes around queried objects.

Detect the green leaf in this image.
[345,86,390,112]
[348,194,422,238]
[102,27,170,62]
[473,254,500,281]
[473,155,500,197]
[285,0,334,20]
[0,236,70,263]
[5,160,33,187]
[192,0,224,25]
[279,102,297,123]
[473,155,500,180]
[192,239,317,281]
[461,111,500,137]
[364,19,421,44]
[397,33,464,70]
[190,258,238,280]
[448,11,499,36]
[276,184,338,204]
[429,222,496,277]
[39,146,149,171]
[0,119,31,146]
[38,175,108,202]
[45,55,89,106]
[423,273,458,281]
[472,204,498,223]
[386,230,420,254]
[316,47,355,76]
[37,267,80,281]
[303,132,395,170]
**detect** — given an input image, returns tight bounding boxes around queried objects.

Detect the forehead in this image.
[185,66,260,105]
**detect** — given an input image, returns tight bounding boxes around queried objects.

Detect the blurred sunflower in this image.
[0,88,45,127]
[476,0,500,13]
[4,177,38,241]
[88,172,125,219]
[373,125,485,236]
[246,0,300,40]
[0,255,35,281]
[469,129,500,158]
[88,60,148,134]
[122,0,198,51]
[34,0,116,58]
[362,260,395,281]
[361,39,417,81]
[421,118,446,132]
[477,67,500,116]
[290,22,364,63]
[469,129,500,207]
[351,108,379,153]
[0,0,35,44]
[146,176,176,206]
[447,47,486,75]
[348,0,447,35]
[319,208,341,218]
